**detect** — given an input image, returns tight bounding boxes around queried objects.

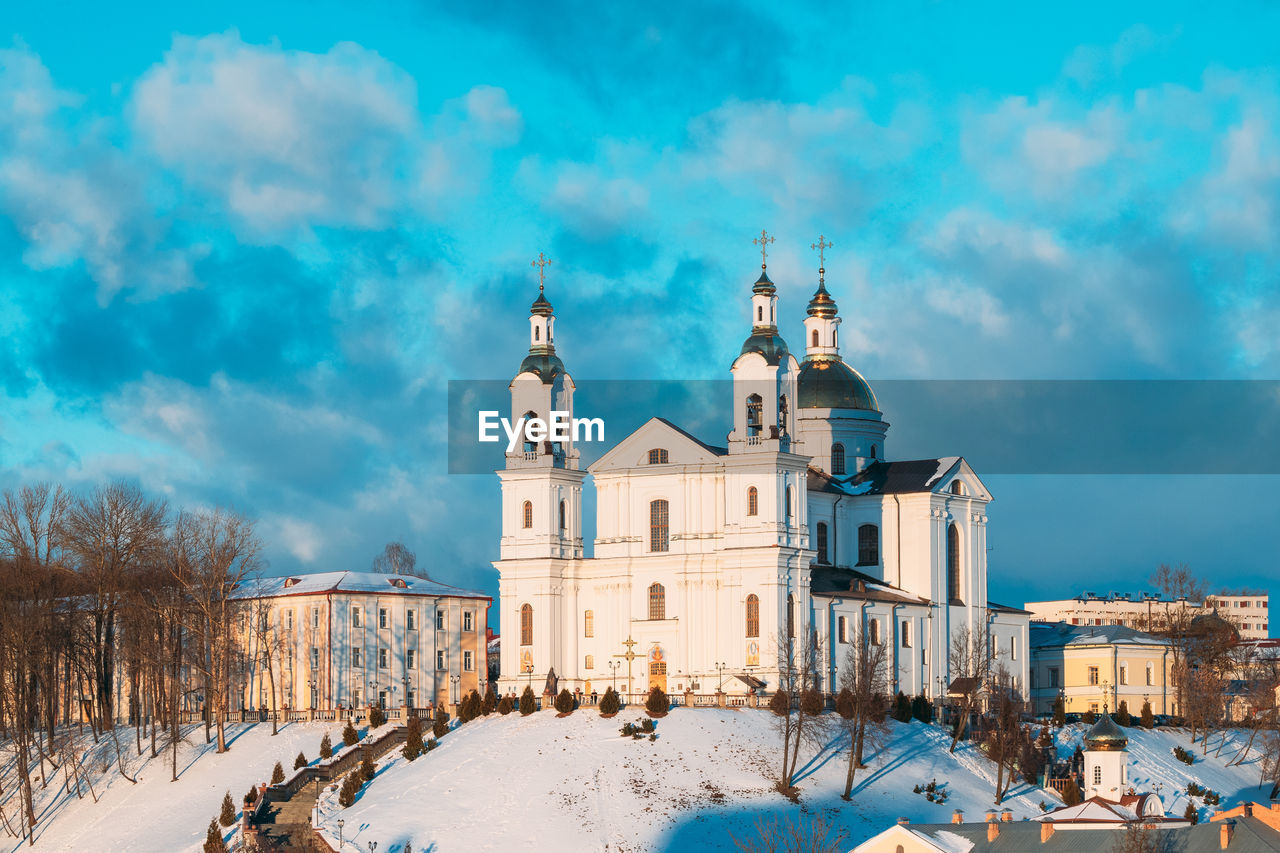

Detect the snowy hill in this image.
[314,710,1271,853]
[0,722,351,852]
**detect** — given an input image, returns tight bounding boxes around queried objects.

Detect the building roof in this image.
[808,565,930,605]
[1083,714,1129,751]
[653,417,727,456]
[811,457,963,496]
[796,356,879,411]
[1029,621,1171,649]
[871,818,1280,852]
[234,571,489,601]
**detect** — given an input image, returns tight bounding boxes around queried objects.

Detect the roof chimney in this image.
[985,809,997,823]
[1001,809,1013,822]
[897,817,910,826]
[1221,820,1235,849]
[1041,823,1055,844]
[952,810,964,825]
[988,822,1000,843]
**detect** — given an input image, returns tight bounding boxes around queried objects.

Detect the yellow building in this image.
[1029,622,1175,717]
[232,571,490,715]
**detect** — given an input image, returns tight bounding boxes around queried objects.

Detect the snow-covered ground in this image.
[0,721,355,852]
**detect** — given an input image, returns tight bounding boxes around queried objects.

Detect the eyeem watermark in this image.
[478,411,606,452]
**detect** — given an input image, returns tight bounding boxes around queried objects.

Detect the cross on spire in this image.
[810,235,832,284]
[531,252,553,293]
[752,229,775,270]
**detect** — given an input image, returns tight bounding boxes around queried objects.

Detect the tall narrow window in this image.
[648,583,666,620]
[647,448,668,464]
[747,487,758,516]
[815,522,829,564]
[778,395,788,433]
[746,394,763,436]
[1146,662,1154,686]
[838,616,849,643]
[787,594,795,639]
[522,501,533,529]
[869,618,881,645]
[946,523,961,602]
[649,499,670,552]
[584,610,594,637]
[901,621,911,648]
[869,445,877,459]
[832,443,846,475]
[559,500,566,531]
[746,594,759,638]
[520,603,533,646]
[757,306,763,322]
[811,329,819,348]
[858,524,879,566]
[785,486,793,522]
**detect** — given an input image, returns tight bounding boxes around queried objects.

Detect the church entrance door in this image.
[648,646,667,693]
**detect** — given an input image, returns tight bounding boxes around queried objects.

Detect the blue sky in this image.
[2,2,1278,624]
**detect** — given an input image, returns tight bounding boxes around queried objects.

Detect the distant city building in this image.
[1029,623,1175,716]
[1025,591,1269,640]
[232,571,490,713]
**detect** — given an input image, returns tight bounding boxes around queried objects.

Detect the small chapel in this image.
[493,236,1030,700]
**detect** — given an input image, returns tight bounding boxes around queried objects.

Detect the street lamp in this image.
[715,661,728,692]
[367,843,378,853]
[450,674,460,705]
[307,678,316,710]
[608,660,619,693]
[337,818,344,849]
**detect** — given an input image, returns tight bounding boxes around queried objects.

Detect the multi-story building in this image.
[1025,591,1270,641]
[232,571,490,713]
[1028,622,1175,717]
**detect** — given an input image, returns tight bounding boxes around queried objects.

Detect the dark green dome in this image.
[1084,714,1128,751]
[752,269,776,296]
[738,329,790,366]
[806,281,838,318]
[797,357,878,410]
[518,350,564,383]
[531,292,554,316]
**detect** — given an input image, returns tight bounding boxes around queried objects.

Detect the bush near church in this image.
[360,749,376,782]
[369,705,387,728]
[599,686,620,717]
[319,731,333,760]
[498,694,514,715]
[1115,700,1131,727]
[403,714,425,761]
[768,688,790,717]
[1140,700,1154,729]
[483,683,498,714]
[645,686,669,718]
[342,720,359,746]
[338,771,359,808]
[203,818,225,853]
[555,688,575,715]
[244,785,258,807]
[294,751,307,770]
[519,685,537,716]
[218,791,236,827]
[270,761,285,785]
[433,705,451,738]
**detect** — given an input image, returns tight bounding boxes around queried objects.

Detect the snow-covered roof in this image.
[810,457,976,497]
[1036,797,1138,823]
[1029,621,1170,649]
[233,571,489,601]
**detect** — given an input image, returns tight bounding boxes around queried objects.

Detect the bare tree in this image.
[730,812,846,853]
[1108,821,1172,853]
[947,622,996,752]
[769,627,825,794]
[834,628,889,799]
[371,541,417,576]
[982,663,1025,804]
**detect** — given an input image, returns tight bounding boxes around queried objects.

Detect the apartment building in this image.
[1025,591,1269,640]
[1028,622,1175,716]
[233,570,491,713]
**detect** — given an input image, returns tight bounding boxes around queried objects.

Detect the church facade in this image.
[493,252,1029,701]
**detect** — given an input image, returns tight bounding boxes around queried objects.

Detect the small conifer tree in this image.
[483,683,498,715]
[245,785,258,806]
[1184,801,1198,824]
[911,693,932,724]
[801,688,824,717]
[466,689,483,720]
[360,749,376,782]
[433,705,450,738]
[769,688,790,717]
[891,691,912,723]
[1115,700,1131,727]
[645,686,669,718]
[270,761,285,785]
[599,686,620,716]
[1052,696,1066,727]
[319,731,333,759]
[1140,700,1154,729]
[1062,781,1083,806]
[519,685,537,716]
[498,694,514,715]
[1082,708,1096,725]
[554,688,574,714]
[338,772,358,808]
[369,705,387,728]
[835,687,855,720]
[294,751,307,770]
[218,791,236,827]
[342,719,359,746]
[203,818,225,853]
[404,714,425,761]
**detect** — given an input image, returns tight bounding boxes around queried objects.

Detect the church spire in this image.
[749,228,778,329]
[804,235,840,357]
[529,252,555,353]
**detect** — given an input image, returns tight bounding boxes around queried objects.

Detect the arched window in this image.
[746,486,758,516]
[950,480,966,495]
[649,499,669,552]
[648,448,669,464]
[558,500,566,531]
[534,325,540,341]
[584,610,593,637]
[520,604,533,646]
[831,443,846,475]
[522,411,539,453]
[757,305,763,322]
[648,583,666,620]
[522,501,533,529]
[815,522,829,564]
[778,395,788,433]
[746,594,759,638]
[947,523,961,603]
[811,329,819,347]
[787,593,795,639]
[869,444,877,459]
[858,524,879,566]
[746,394,763,437]
[834,328,838,347]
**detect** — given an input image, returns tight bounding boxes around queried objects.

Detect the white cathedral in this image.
[493,250,1030,701]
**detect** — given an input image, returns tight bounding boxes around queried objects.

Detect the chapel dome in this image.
[518,351,564,384]
[1084,713,1128,751]
[531,292,554,316]
[806,282,838,318]
[797,357,878,411]
[738,330,790,366]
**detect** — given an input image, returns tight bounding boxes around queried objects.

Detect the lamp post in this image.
[307,678,316,710]
[935,676,946,724]
[450,674,460,706]
[402,675,411,710]
[715,661,728,693]
[608,660,619,693]
[337,818,344,849]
